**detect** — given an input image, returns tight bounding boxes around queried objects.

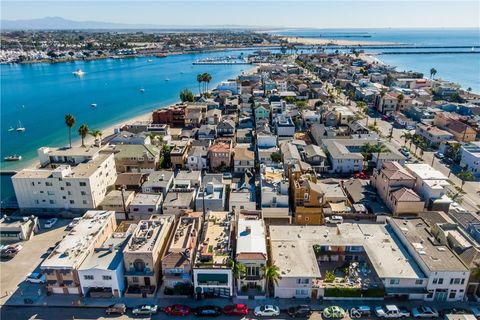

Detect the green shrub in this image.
[324,271,335,283]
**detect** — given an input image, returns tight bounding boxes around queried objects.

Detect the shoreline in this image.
[16,64,258,171]
[282,36,399,46]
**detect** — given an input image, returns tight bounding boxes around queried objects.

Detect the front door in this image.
[434,289,448,301]
[144,277,151,286]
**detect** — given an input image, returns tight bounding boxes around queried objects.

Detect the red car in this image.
[164,304,191,316]
[223,304,249,315]
[354,172,369,179]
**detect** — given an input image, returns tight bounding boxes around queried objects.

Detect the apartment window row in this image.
[450,278,465,285]
[83,275,112,280]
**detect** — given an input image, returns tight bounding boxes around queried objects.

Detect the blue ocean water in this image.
[0,50,248,171]
[275,28,480,92]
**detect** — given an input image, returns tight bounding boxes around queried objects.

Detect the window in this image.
[438,278,444,284]
[295,289,308,296]
[82,200,87,205]
[66,182,71,186]
[83,275,94,280]
[34,200,39,204]
[390,279,400,285]
[148,208,154,212]
[80,191,86,196]
[449,290,457,299]
[79,182,87,187]
[296,278,309,284]
[45,182,52,187]
[47,191,55,195]
[415,279,423,285]
[49,200,55,204]
[31,182,35,186]
[70,200,75,204]
[102,275,112,280]
[450,278,461,285]
[132,276,139,283]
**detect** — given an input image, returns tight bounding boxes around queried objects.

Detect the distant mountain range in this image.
[1,16,267,30]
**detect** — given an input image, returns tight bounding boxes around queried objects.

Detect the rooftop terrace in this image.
[195,211,232,267]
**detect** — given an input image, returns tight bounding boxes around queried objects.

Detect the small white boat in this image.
[140,88,145,92]
[91,103,97,108]
[165,78,170,81]
[8,126,14,132]
[147,59,153,62]
[4,155,22,161]
[73,69,85,76]
[16,121,25,132]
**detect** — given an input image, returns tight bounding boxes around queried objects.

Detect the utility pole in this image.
[120,185,129,220]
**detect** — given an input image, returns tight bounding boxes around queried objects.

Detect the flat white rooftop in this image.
[405,163,448,180]
[269,223,424,280]
[236,219,267,256]
[41,210,115,269]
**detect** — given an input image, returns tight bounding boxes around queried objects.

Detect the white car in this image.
[44,218,58,229]
[412,307,439,318]
[326,215,344,224]
[375,305,410,318]
[132,304,158,315]
[26,272,46,284]
[254,305,280,317]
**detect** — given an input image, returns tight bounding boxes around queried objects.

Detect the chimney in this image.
[160,174,165,181]
[245,226,251,234]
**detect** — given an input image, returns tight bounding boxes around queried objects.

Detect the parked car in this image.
[323,306,346,319]
[288,305,312,318]
[223,172,233,179]
[223,304,249,315]
[325,216,343,224]
[0,244,23,259]
[351,306,372,318]
[442,158,453,165]
[375,305,410,318]
[400,149,410,157]
[354,172,369,179]
[44,218,58,229]
[106,303,126,315]
[26,272,46,284]
[412,307,439,318]
[132,304,158,315]
[194,305,222,317]
[164,304,191,316]
[254,305,280,317]
[434,152,445,159]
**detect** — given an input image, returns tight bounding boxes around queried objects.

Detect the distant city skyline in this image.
[1,1,479,29]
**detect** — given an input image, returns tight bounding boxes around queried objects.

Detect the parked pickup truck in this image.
[375,305,410,318]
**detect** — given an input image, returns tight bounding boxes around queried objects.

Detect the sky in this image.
[1,1,480,28]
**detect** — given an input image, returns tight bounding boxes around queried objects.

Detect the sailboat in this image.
[16,121,25,132]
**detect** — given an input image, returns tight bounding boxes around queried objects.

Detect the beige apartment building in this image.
[123,216,174,298]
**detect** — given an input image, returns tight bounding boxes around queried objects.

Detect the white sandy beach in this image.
[283,36,398,46]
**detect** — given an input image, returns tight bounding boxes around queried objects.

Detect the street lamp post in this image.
[120,184,129,220]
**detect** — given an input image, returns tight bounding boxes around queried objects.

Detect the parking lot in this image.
[0,218,69,305]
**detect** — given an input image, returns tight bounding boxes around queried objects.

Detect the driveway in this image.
[0,219,69,305]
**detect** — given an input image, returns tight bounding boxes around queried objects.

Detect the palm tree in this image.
[458,170,475,192]
[400,132,412,148]
[231,260,247,280]
[89,129,102,147]
[196,74,203,95]
[65,114,76,148]
[203,73,212,92]
[78,124,89,147]
[430,68,437,79]
[262,264,281,297]
[372,144,389,168]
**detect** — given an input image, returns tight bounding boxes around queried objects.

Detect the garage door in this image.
[52,287,64,294]
[68,287,80,294]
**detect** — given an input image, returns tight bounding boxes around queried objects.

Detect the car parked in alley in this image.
[375,305,410,318]
[26,272,46,284]
[288,305,312,318]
